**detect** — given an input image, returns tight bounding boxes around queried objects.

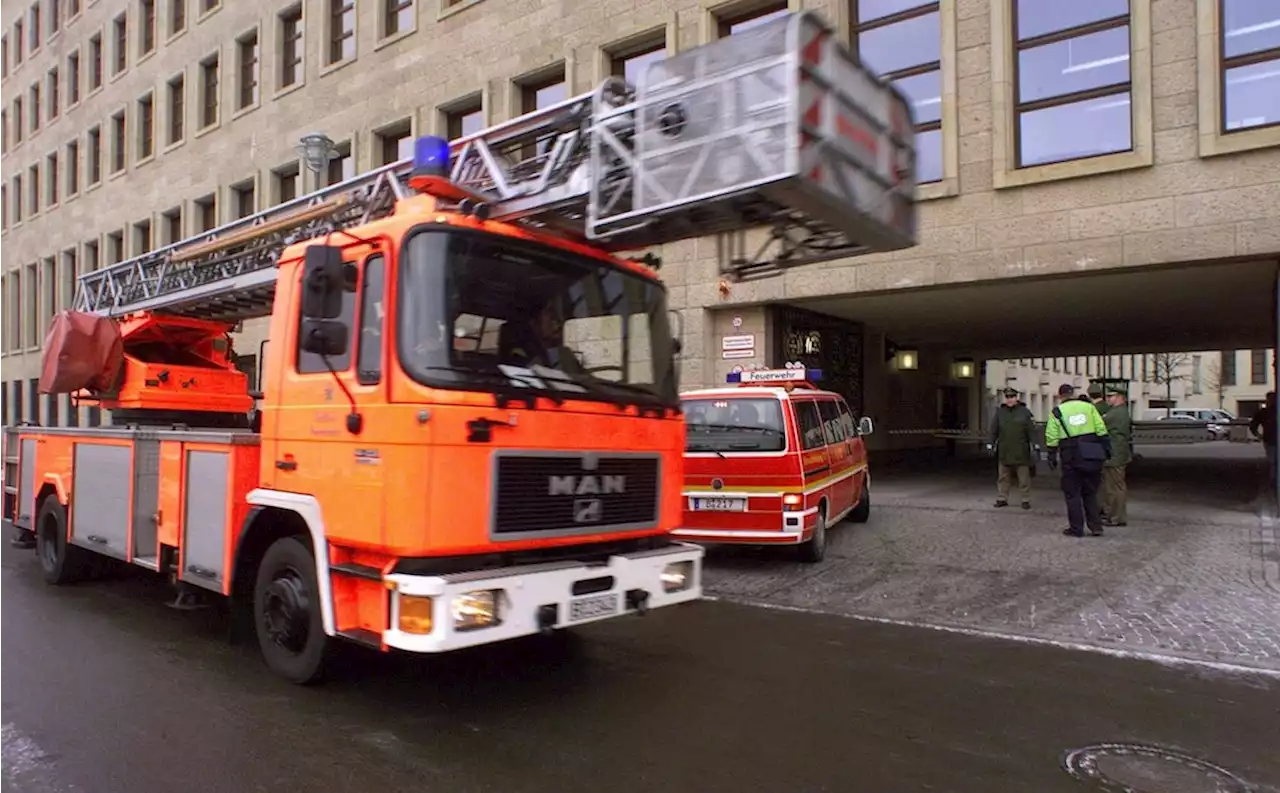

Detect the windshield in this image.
[683,397,788,452]
[397,228,679,406]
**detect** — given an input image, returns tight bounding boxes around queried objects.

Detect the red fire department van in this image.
[675,366,873,563]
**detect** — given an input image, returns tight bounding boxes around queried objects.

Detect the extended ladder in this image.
[75,9,918,321]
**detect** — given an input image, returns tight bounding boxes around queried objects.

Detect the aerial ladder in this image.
[7,10,918,685]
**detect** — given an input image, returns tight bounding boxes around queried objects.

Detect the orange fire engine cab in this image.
[2,10,917,684]
[676,366,873,563]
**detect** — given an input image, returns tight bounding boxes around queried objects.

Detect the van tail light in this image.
[782,493,803,511]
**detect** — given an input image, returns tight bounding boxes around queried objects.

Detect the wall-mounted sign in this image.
[721,334,755,351]
[722,349,755,359]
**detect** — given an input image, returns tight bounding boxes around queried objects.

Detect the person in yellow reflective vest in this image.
[1044,383,1112,537]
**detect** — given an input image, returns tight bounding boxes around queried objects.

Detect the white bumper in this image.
[380,542,704,653]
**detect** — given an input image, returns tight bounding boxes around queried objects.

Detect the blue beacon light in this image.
[411,135,451,178]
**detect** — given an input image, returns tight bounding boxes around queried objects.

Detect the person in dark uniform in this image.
[1045,383,1111,538]
[1251,391,1277,487]
[988,387,1035,509]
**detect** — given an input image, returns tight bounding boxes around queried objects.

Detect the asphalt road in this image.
[3,540,1279,793]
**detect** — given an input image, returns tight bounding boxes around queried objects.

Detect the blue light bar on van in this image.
[726,367,823,384]
[411,135,451,178]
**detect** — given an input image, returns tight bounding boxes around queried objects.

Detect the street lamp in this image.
[295,132,340,189]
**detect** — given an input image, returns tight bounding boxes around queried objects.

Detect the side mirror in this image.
[300,319,349,357]
[301,245,345,319]
[858,416,874,436]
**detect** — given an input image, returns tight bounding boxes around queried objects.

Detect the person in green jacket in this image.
[988,387,1036,509]
[1045,383,1111,537]
[1087,382,1110,416]
[1101,386,1132,527]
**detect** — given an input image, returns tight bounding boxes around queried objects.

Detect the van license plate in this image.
[690,497,746,511]
[569,592,620,623]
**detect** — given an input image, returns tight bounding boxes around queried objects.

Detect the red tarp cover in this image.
[38,311,123,394]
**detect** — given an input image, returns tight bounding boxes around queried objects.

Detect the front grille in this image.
[492,453,661,536]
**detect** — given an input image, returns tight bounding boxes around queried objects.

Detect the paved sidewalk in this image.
[702,442,1280,672]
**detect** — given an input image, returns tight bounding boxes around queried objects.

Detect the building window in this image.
[51,0,62,33]
[1011,0,1132,167]
[87,125,102,183]
[12,175,21,222]
[1,36,7,79]
[383,0,412,37]
[376,120,412,165]
[273,164,299,203]
[48,66,59,119]
[1251,349,1268,385]
[715,2,787,37]
[200,54,218,127]
[140,0,156,55]
[30,83,41,132]
[67,140,80,195]
[328,0,355,64]
[13,97,22,144]
[30,3,41,50]
[608,38,665,88]
[67,51,80,105]
[69,0,81,17]
[237,30,259,109]
[325,141,353,186]
[1,109,7,153]
[106,230,124,265]
[1220,0,1280,133]
[1,185,7,230]
[138,92,154,159]
[134,219,152,254]
[22,263,37,347]
[162,206,182,243]
[1221,350,1237,386]
[200,0,219,13]
[1191,354,1202,393]
[60,248,79,314]
[89,33,102,90]
[443,96,483,139]
[83,240,98,273]
[28,164,40,213]
[40,258,56,332]
[171,0,186,35]
[15,20,24,63]
[195,194,216,231]
[167,73,184,143]
[113,13,128,75]
[517,68,566,157]
[46,152,58,205]
[853,0,943,183]
[232,180,255,218]
[111,110,126,173]
[279,4,303,88]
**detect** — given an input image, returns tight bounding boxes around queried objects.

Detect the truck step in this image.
[4,486,17,495]
[331,562,382,580]
[337,628,382,649]
[133,555,159,571]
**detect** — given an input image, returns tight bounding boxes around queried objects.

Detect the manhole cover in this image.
[1063,743,1255,793]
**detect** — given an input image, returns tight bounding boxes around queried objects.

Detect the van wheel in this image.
[798,509,827,564]
[851,474,871,523]
[254,536,332,685]
[35,498,90,585]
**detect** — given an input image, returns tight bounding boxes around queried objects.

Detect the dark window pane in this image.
[1015,0,1128,41]
[1018,92,1132,166]
[1018,26,1130,103]
[1222,0,1280,59]
[1224,59,1280,131]
[892,68,941,123]
[621,48,664,87]
[855,0,935,24]
[857,11,940,75]
[916,127,942,183]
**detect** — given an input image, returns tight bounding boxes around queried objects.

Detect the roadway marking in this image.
[703,596,1280,681]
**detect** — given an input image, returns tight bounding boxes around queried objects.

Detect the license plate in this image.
[569,592,620,623]
[689,497,746,511]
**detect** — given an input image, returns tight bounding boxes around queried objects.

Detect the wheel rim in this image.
[261,565,312,654]
[38,514,59,571]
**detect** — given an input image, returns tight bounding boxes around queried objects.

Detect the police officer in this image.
[1045,383,1111,537]
[1101,386,1132,527]
[1086,382,1109,415]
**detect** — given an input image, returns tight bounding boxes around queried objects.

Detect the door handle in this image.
[275,459,297,471]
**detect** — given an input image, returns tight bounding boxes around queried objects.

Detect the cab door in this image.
[790,398,831,503]
[836,397,868,503]
[817,397,856,515]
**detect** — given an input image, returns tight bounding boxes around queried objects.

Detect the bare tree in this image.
[1151,352,1192,416]
[1203,359,1228,409]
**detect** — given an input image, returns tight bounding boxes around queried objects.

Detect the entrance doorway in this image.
[771,306,865,416]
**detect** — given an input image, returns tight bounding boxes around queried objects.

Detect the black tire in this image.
[253,536,332,685]
[851,473,871,523]
[35,497,90,585]
[798,507,827,564]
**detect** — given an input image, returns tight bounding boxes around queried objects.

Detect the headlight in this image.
[398,595,435,634]
[661,561,694,592]
[452,590,503,631]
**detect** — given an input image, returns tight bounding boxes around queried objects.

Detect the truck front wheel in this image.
[253,536,332,685]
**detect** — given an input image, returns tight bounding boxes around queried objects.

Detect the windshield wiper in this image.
[687,442,727,458]
[693,422,783,435]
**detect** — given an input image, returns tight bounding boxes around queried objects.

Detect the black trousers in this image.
[1060,464,1103,534]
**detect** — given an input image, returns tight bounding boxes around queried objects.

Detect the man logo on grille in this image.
[573,498,603,523]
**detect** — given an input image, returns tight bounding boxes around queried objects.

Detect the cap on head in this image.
[1058,383,1075,397]
[1002,387,1018,398]
[1087,383,1103,397]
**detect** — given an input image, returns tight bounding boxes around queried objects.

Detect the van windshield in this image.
[683,397,787,453]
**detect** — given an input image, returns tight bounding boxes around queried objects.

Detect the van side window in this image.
[356,254,385,385]
[817,399,844,442]
[794,401,826,450]
[296,264,356,375]
[836,399,856,438]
